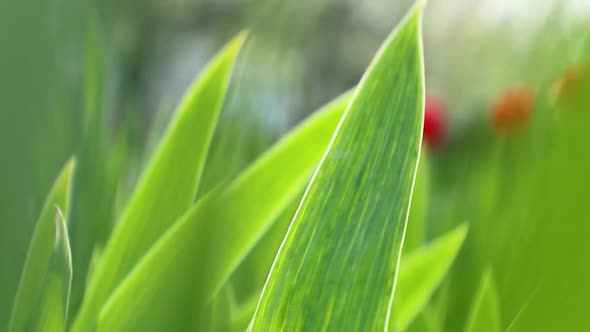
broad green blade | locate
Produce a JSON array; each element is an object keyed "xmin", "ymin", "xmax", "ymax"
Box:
[
  {"xmin": 249, "ymin": 3, "xmax": 425, "ymax": 331},
  {"xmin": 95, "ymin": 92, "xmax": 352, "ymax": 331},
  {"xmin": 403, "ymin": 154, "xmax": 430, "ymax": 252},
  {"xmin": 72, "ymin": 33, "xmax": 246, "ymax": 332},
  {"xmin": 8, "ymin": 159, "xmax": 75, "ymax": 332},
  {"xmin": 30, "ymin": 209, "xmax": 73, "ymax": 332},
  {"xmin": 390, "ymin": 224, "xmax": 468, "ymax": 332},
  {"xmin": 464, "ymin": 270, "xmax": 501, "ymax": 332}
]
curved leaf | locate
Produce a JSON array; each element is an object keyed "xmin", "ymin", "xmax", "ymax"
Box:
[
  {"xmin": 95, "ymin": 92, "xmax": 352, "ymax": 331},
  {"xmin": 8, "ymin": 159, "xmax": 75, "ymax": 332},
  {"xmin": 249, "ymin": 3, "xmax": 425, "ymax": 331},
  {"xmin": 30, "ymin": 208, "xmax": 73, "ymax": 332},
  {"xmin": 72, "ymin": 33, "xmax": 246, "ymax": 332}
]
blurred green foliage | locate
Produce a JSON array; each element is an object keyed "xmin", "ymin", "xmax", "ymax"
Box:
[
  {"xmin": 0, "ymin": 0, "xmax": 91, "ymax": 327},
  {"xmin": 2, "ymin": 0, "xmax": 590, "ymax": 331}
]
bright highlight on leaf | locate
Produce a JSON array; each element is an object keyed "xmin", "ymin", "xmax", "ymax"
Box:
[
  {"xmin": 8, "ymin": 159, "xmax": 75, "ymax": 332},
  {"xmin": 249, "ymin": 3, "xmax": 425, "ymax": 330},
  {"xmin": 30, "ymin": 208, "xmax": 73, "ymax": 332},
  {"xmin": 72, "ymin": 32, "xmax": 247, "ymax": 332}
]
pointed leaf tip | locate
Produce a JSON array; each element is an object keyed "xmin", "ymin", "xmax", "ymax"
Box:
[{"xmin": 249, "ymin": 3, "xmax": 425, "ymax": 330}]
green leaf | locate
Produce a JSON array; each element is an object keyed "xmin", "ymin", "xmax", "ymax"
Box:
[
  {"xmin": 464, "ymin": 269, "xmax": 501, "ymax": 332},
  {"xmin": 30, "ymin": 208, "xmax": 73, "ymax": 332},
  {"xmin": 390, "ymin": 224, "xmax": 468, "ymax": 332},
  {"xmin": 8, "ymin": 159, "xmax": 75, "ymax": 332},
  {"xmin": 72, "ymin": 33, "xmax": 246, "ymax": 332},
  {"xmin": 95, "ymin": 92, "xmax": 352, "ymax": 331},
  {"xmin": 249, "ymin": 3, "xmax": 425, "ymax": 330}
]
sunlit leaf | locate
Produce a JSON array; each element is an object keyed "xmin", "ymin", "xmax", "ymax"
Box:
[
  {"xmin": 8, "ymin": 159, "xmax": 75, "ymax": 332},
  {"xmin": 71, "ymin": 32, "xmax": 247, "ymax": 332},
  {"xmin": 95, "ymin": 92, "xmax": 352, "ymax": 331},
  {"xmin": 249, "ymin": 3, "xmax": 425, "ymax": 330}
]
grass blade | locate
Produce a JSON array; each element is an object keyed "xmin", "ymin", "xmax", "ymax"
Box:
[
  {"xmin": 249, "ymin": 3, "xmax": 425, "ymax": 330},
  {"xmin": 72, "ymin": 33, "xmax": 246, "ymax": 331},
  {"xmin": 464, "ymin": 269, "xmax": 501, "ymax": 332},
  {"xmin": 95, "ymin": 92, "xmax": 352, "ymax": 331},
  {"xmin": 30, "ymin": 208, "xmax": 73, "ymax": 332},
  {"xmin": 390, "ymin": 224, "xmax": 467, "ymax": 332},
  {"xmin": 8, "ymin": 159, "xmax": 75, "ymax": 332}
]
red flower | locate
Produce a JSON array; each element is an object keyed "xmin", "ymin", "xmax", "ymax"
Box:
[
  {"xmin": 491, "ymin": 85, "xmax": 534, "ymax": 133},
  {"xmin": 423, "ymin": 96, "xmax": 447, "ymax": 149}
]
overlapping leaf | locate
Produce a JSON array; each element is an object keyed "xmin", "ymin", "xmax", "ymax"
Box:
[
  {"xmin": 29, "ymin": 209, "xmax": 73, "ymax": 332},
  {"xmin": 249, "ymin": 3, "xmax": 425, "ymax": 330},
  {"xmin": 95, "ymin": 92, "xmax": 352, "ymax": 331},
  {"xmin": 72, "ymin": 33, "xmax": 246, "ymax": 332},
  {"xmin": 8, "ymin": 159, "xmax": 75, "ymax": 332}
]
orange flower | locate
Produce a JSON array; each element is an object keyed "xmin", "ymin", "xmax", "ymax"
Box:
[
  {"xmin": 549, "ymin": 64, "xmax": 588, "ymax": 108},
  {"xmin": 491, "ymin": 85, "xmax": 535, "ymax": 132}
]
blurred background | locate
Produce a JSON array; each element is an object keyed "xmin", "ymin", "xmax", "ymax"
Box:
[{"xmin": 1, "ymin": 0, "xmax": 589, "ymax": 330}]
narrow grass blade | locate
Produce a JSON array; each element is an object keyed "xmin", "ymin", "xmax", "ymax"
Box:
[
  {"xmin": 72, "ymin": 33, "xmax": 246, "ymax": 331},
  {"xmin": 95, "ymin": 92, "xmax": 352, "ymax": 331},
  {"xmin": 30, "ymin": 209, "xmax": 73, "ymax": 332},
  {"xmin": 390, "ymin": 224, "xmax": 467, "ymax": 332},
  {"xmin": 464, "ymin": 269, "xmax": 501, "ymax": 332},
  {"xmin": 250, "ymin": 3, "xmax": 425, "ymax": 330},
  {"xmin": 8, "ymin": 159, "xmax": 75, "ymax": 332}
]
